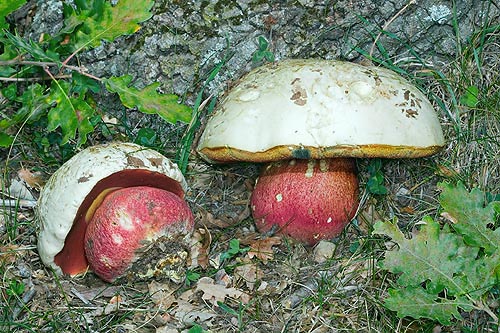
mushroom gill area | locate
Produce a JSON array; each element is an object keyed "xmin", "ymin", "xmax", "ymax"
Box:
[{"xmin": 54, "ymin": 169, "xmax": 185, "ymax": 276}]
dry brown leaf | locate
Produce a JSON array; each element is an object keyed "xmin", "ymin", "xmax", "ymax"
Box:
[
  {"xmin": 148, "ymin": 281, "xmax": 177, "ymax": 310},
  {"xmin": 234, "ymin": 257, "xmax": 263, "ymax": 290},
  {"xmin": 17, "ymin": 168, "xmax": 45, "ymax": 189},
  {"xmin": 0, "ymin": 244, "xmax": 22, "ymax": 264},
  {"xmin": 247, "ymin": 236, "xmax": 281, "ymax": 263},
  {"xmin": 312, "ymin": 240, "xmax": 336, "ymax": 264},
  {"xmin": 173, "ymin": 299, "xmax": 216, "ymax": 325},
  {"xmin": 8, "ymin": 179, "xmax": 36, "ymax": 201},
  {"xmin": 195, "ymin": 276, "xmax": 249, "ymax": 305},
  {"xmin": 198, "ymin": 210, "xmax": 233, "ymax": 229},
  {"xmin": 73, "ymin": 285, "xmax": 121, "ymax": 303},
  {"xmin": 188, "ymin": 227, "xmax": 211, "ymax": 269},
  {"xmin": 399, "ymin": 206, "xmax": 416, "ymax": 214},
  {"xmin": 357, "ymin": 199, "xmax": 386, "ymax": 233}
]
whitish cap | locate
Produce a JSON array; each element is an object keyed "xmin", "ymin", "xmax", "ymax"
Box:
[{"xmin": 197, "ymin": 59, "xmax": 444, "ymax": 163}]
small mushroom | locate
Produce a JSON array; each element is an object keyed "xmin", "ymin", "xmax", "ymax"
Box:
[
  {"xmin": 197, "ymin": 59, "xmax": 444, "ymax": 245},
  {"xmin": 37, "ymin": 142, "xmax": 194, "ymax": 282}
]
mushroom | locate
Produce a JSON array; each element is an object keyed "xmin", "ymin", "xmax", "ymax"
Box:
[
  {"xmin": 37, "ymin": 142, "xmax": 194, "ymax": 282},
  {"xmin": 197, "ymin": 59, "xmax": 444, "ymax": 245}
]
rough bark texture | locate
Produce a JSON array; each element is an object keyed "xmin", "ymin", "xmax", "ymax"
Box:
[{"xmin": 22, "ymin": 1, "xmax": 498, "ymax": 106}]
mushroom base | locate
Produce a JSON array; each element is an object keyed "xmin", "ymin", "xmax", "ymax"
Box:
[
  {"xmin": 250, "ymin": 158, "xmax": 359, "ymax": 245},
  {"xmin": 84, "ymin": 186, "xmax": 194, "ymax": 283},
  {"xmin": 112, "ymin": 234, "xmax": 191, "ymax": 284}
]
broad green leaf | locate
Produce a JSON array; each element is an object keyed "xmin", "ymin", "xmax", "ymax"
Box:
[
  {"xmin": 375, "ymin": 183, "xmax": 500, "ymax": 325},
  {"xmin": 0, "ymin": 84, "xmax": 48, "ymax": 131},
  {"xmin": 459, "ymin": 85, "xmax": 479, "ymax": 108},
  {"xmin": 104, "ymin": 75, "xmax": 192, "ymax": 124},
  {"xmin": 374, "ymin": 217, "xmax": 476, "ymax": 294},
  {"xmin": 0, "ymin": 132, "xmax": 14, "ymax": 147},
  {"xmin": 0, "ymin": 0, "xmax": 27, "ymax": 30},
  {"xmin": 46, "ymin": 81, "xmax": 95, "ymax": 145},
  {"xmin": 134, "ymin": 127, "xmax": 157, "ymax": 147},
  {"xmin": 66, "ymin": 0, "xmax": 154, "ymax": 50},
  {"xmin": 439, "ymin": 182, "xmax": 500, "ymax": 254},
  {"xmin": 384, "ymin": 287, "xmax": 464, "ymax": 325},
  {"xmin": 3, "ymin": 30, "xmax": 61, "ymax": 63}
]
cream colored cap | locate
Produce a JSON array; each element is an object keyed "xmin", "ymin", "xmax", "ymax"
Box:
[{"xmin": 197, "ymin": 59, "xmax": 444, "ymax": 163}]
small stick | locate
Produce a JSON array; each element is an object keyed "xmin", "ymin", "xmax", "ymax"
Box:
[
  {"xmin": 369, "ymin": 0, "xmax": 417, "ymax": 58},
  {"xmin": 11, "ymin": 288, "xmax": 36, "ymax": 320}
]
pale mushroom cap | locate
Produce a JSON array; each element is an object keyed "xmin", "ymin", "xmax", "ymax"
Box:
[
  {"xmin": 197, "ymin": 59, "xmax": 445, "ymax": 163},
  {"xmin": 37, "ymin": 142, "xmax": 187, "ymax": 274}
]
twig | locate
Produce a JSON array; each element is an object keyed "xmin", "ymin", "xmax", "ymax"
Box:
[
  {"xmin": 0, "ymin": 75, "xmax": 72, "ymax": 82},
  {"xmin": 11, "ymin": 288, "xmax": 36, "ymax": 320},
  {"xmin": 369, "ymin": 0, "xmax": 417, "ymax": 58},
  {"xmin": 71, "ymin": 287, "xmax": 92, "ymax": 305},
  {"xmin": 0, "ymin": 59, "xmax": 102, "ymax": 81},
  {"xmin": 0, "ymin": 198, "xmax": 37, "ymax": 209}
]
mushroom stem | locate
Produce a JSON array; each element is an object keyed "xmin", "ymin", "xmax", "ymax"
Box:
[
  {"xmin": 85, "ymin": 186, "xmax": 194, "ymax": 283},
  {"xmin": 53, "ymin": 169, "xmax": 185, "ymax": 276},
  {"xmin": 250, "ymin": 158, "xmax": 359, "ymax": 245}
]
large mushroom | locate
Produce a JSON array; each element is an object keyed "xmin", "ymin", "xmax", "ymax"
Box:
[
  {"xmin": 197, "ymin": 59, "xmax": 444, "ymax": 245},
  {"xmin": 37, "ymin": 142, "xmax": 194, "ymax": 282}
]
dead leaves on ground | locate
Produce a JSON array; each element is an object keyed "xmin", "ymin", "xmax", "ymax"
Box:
[{"xmin": 142, "ymin": 228, "xmax": 284, "ymax": 330}]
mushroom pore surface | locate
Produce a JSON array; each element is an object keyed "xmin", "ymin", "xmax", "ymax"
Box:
[{"xmin": 250, "ymin": 158, "xmax": 359, "ymax": 245}]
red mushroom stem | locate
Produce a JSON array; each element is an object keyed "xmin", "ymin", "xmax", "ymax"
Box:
[
  {"xmin": 53, "ymin": 169, "xmax": 186, "ymax": 276},
  {"xmin": 85, "ymin": 186, "xmax": 194, "ymax": 282},
  {"xmin": 250, "ymin": 158, "xmax": 359, "ymax": 245}
]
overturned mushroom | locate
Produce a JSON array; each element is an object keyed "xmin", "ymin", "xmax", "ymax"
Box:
[
  {"xmin": 197, "ymin": 59, "xmax": 444, "ymax": 245},
  {"xmin": 37, "ymin": 142, "xmax": 194, "ymax": 282}
]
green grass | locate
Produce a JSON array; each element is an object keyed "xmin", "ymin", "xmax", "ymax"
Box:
[{"xmin": 1, "ymin": 2, "xmax": 499, "ymax": 333}]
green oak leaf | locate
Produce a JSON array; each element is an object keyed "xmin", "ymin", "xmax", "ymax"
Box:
[
  {"xmin": 439, "ymin": 181, "xmax": 500, "ymax": 255},
  {"xmin": 374, "ymin": 208, "xmax": 500, "ymax": 325},
  {"xmin": 46, "ymin": 81, "xmax": 95, "ymax": 145},
  {"xmin": 384, "ymin": 287, "xmax": 465, "ymax": 325},
  {"xmin": 104, "ymin": 75, "xmax": 192, "ymax": 124},
  {"xmin": 64, "ymin": 0, "xmax": 154, "ymax": 50},
  {"xmin": 0, "ymin": 0, "xmax": 27, "ymax": 30},
  {"xmin": 374, "ymin": 217, "xmax": 477, "ymax": 294}
]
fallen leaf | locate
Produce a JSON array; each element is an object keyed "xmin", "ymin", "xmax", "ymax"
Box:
[
  {"xmin": 312, "ymin": 240, "xmax": 336, "ymax": 264},
  {"xmin": 198, "ymin": 210, "xmax": 233, "ymax": 229},
  {"xmin": 8, "ymin": 179, "xmax": 36, "ymax": 201},
  {"xmin": 148, "ymin": 281, "xmax": 177, "ymax": 310},
  {"xmin": 399, "ymin": 206, "xmax": 416, "ymax": 214},
  {"xmin": 102, "ymin": 114, "xmax": 118, "ymax": 124},
  {"xmin": 18, "ymin": 168, "xmax": 45, "ymax": 189},
  {"xmin": 0, "ymin": 244, "xmax": 22, "ymax": 264},
  {"xmin": 234, "ymin": 257, "xmax": 263, "ymax": 290},
  {"xmin": 195, "ymin": 277, "xmax": 249, "ymax": 305},
  {"xmin": 73, "ymin": 285, "xmax": 121, "ymax": 301},
  {"xmin": 188, "ymin": 227, "xmax": 211, "ymax": 269},
  {"xmin": 174, "ymin": 299, "xmax": 217, "ymax": 325},
  {"xmin": 247, "ymin": 236, "xmax": 281, "ymax": 263}
]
